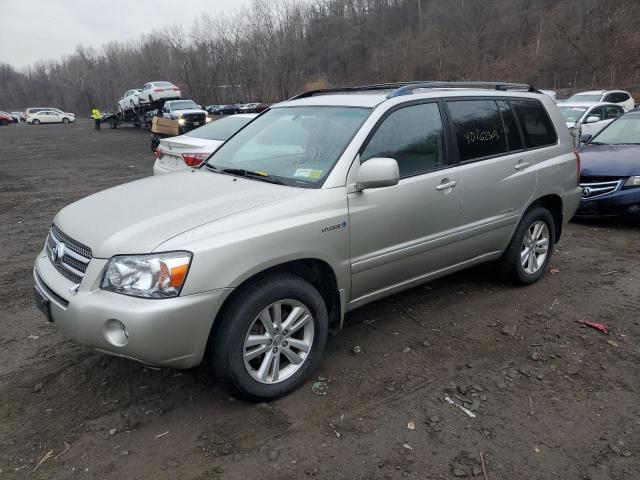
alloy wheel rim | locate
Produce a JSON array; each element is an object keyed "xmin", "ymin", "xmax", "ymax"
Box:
[
  {"xmin": 243, "ymin": 299, "xmax": 314, "ymax": 384},
  {"xmin": 521, "ymin": 220, "xmax": 550, "ymax": 274}
]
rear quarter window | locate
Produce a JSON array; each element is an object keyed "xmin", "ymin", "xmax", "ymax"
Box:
[{"xmin": 510, "ymin": 99, "xmax": 557, "ymax": 148}]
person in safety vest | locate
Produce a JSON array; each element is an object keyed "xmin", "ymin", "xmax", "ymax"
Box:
[{"xmin": 91, "ymin": 108, "xmax": 102, "ymax": 130}]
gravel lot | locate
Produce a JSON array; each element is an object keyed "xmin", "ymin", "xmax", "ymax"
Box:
[{"xmin": 1, "ymin": 119, "xmax": 639, "ymax": 479}]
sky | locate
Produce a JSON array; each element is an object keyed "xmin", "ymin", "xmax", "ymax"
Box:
[{"xmin": 0, "ymin": 0, "xmax": 252, "ymax": 69}]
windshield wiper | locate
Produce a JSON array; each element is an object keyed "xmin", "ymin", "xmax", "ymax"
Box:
[{"xmin": 220, "ymin": 168, "xmax": 286, "ymax": 185}]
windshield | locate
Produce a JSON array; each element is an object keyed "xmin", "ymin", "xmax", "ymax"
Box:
[
  {"xmin": 170, "ymin": 100, "xmax": 199, "ymax": 111},
  {"xmin": 590, "ymin": 115, "xmax": 640, "ymax": 145},
  {"xmin": 559, "ymin": 106, "xmax": 587, "ymax": 123},
  {"xmin": 186, "ymin": 116, "xmax": 253, "ymax": 140},
  {"xmin": 567, "ymin": 94, "xmax": 601, "ymax": 102},
  {"xmin": 206, "ymin": 106, "xmax": 371, "ymax": 187}
]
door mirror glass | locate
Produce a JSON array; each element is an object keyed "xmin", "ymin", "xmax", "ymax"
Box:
[
  {"xmin": 355, "ymin": 157, "xmax": 399, "ymax": 190},
  {"xmin": 585, "ymin": 115, "xmax": 601, "ymax": 124},
  {"xmin": 579, "ymin": 134, "xmax": 593, "ymax": 144}
]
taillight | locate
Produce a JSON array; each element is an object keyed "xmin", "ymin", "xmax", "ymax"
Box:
[
  {"xmin": 574, "ymin": 150, "xmax": 581, "ymax": 185},
  {"xmin": 156, "ymin": 147, "xmax": 164, "ymax": 160},
  {"xmin": 172, "ymin": 87, "xmax": 180, "ymax": 91},
  {"xmin": 154, "ymin": 88, "xmax": 163, "ymax": 92},
  {"xmin": 182, "ymin": 152, "xmax": 210, "ymax": 168}
]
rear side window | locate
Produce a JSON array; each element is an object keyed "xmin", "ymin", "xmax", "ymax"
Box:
[
  {"xmin": 447, "ymin": 100, "xmax": 507, "ymax": 161},
  {"xmin": 604, "ymin": 92, "xmax": 629, "ymax": 103},
  {"xmin": 497, "ymin": 100, "xmax": 524, "ymax": 151},
  {"xmin": 510, "ymin": 99, "xmax": 557, "ymax": 148},
  {"xmin": 605, "ymin": 105, "xmax": 624, "ymax": 120},
  {"xmin": 361, "ymin": 102, "xmax": 446, "ymax": 177}
]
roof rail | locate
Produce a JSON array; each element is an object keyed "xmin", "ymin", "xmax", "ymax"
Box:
[
  {"xmin": 287, "ymin": 82, "xmax": 418, "ymax": 101},
  {"xmin": 288, "ymin": 81, "xmax": 540, "ymax": 101},
  {"xmin": 386, "ymin": 81, "xmax": 540, "ymax": 98}
]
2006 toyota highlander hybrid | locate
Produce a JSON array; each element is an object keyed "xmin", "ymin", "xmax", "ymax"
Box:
[{"xmin": 34, "ymin": 82, "xmax": 582, "ymax": 400}]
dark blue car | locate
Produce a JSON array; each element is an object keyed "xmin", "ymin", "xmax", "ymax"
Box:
[{"xmin": 577, "ymin": 110, "xmax": 640, "ymax": 215}]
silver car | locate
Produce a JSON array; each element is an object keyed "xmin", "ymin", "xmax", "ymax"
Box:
[{"xmin": 34, "ymin": 82, "xmax": 581, "ymax": 400}]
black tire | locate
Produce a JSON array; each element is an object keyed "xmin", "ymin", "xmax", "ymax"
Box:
[
  {"xmin": 0, "ymin": 119, "xmax": 7, "ymax": 126},
  {"xmin": 62, "ymin": 117, "xmax": 70, "ymax": 124},
  {"xmin": 32, "ymin": 119, "xmax": 40, "ymax": 125},
  {"xmin": 499, "ymin": 206, "xmax": 555, "ymax": 285},
  {"xmin": 209, "ymin": 273, "xmax": 329, "ymax": 401}
]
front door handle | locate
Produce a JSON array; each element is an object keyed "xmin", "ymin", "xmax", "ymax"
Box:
[
  {"xmin": 436, "ymin": 180, "xmax": 459, "ymax": 191},
  {"xmin": 514, "ymin": 161, "xmax": 531, "ymax": 171}
]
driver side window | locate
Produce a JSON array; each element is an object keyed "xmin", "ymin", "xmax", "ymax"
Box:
[{"xmin": 361, "ymin": 103, "xmax": 445, "ymax": 178}]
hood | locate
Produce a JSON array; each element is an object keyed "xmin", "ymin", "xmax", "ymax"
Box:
[
  {"xmin": 172, "ymin": 109, "xmax": 206, "ymax": 116},
  {"xmin": 54, "ymin": 171, "xmax": 302, "ymax": 258},
  {"xmin": 160, "ymin": 135, "xmax": 223, "ymax": 152},
  {"xmin": 579, "ymin": 144, "xmax": 640, "ymax": 177}
]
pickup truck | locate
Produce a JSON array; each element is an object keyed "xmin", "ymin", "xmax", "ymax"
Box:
[{"xmin": 162, "ymin": 100, "xmax": 208, "ymax": 132}]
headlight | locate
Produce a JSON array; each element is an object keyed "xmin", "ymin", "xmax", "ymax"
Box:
[
  {"xmin": 206, "ymin": 116, "xmax": 213, "ymax": 123},
  {"xmin": 102, "ymin": 252, "xmax": 191, "ymax": 298},
  {"xmin": 178, "ymin": 118, "xmax": 186, "ymax": 125},
  {"xmin": 624, "ymin": 176, "xmax": 640, "ymax": 188}
]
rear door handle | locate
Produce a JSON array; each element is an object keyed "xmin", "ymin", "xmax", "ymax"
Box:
[
  {"xmin": 436, "ymin": 180, "xmax": 459, "ymax": 191},
  {"xmin": 514, "ymin": 161, "xmax": 531, "ymax": 171}
]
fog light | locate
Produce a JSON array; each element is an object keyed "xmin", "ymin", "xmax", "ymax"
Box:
[{"xmin": 104, "ymin": 319, "xmax": 129, "ymax": 347}]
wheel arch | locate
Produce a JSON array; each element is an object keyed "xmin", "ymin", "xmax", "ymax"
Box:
[
  {"xmin": 207, "ymin": 258, "xmax": 343, "ymax": 351},
  {"xmin": 526, "ymin": 194, "xmax": 563, "ymax": 242}
]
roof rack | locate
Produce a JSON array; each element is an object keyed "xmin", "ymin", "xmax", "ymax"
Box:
[
  {"xmin": 386, "ymin": 81, "xmax": 540, "ymax": 98},
  {"xmin": 288, "ymin": 81, "xmax": 540, "ymax": 101}
]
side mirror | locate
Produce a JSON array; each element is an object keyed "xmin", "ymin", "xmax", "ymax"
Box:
[
  {"xmin": 579, "ymin": 134, "xmax": 593, "ymax": 144},
  {"xmin": 355, "ymin": 157, "xmax": 399, "ymax": 190},
  {"xmin": 585, "ymin": 116, "xmax": 600, "ymax": 123}
]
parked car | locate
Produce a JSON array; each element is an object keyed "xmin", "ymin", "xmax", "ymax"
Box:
[
  {"xmin": 154, "ymin": 114, "xmax": 257, "ymax": 174},
  {"xmin": 138, "ymin": 81, "xmax": 181, "ymax": 105},
  {"xmin": 577, "ymin": 110, "xmax": 640, "ymax": 216},
  {"xmin": 212, "ymin": 104, "xmax": 240, "ymax": 115},
  {"xmin": 33, "ymin": 81, "xmax": 580, "ymax": 400},
  {"xmin": 206, "ymin": 105, "xmax": 221, "ymax": 114},
  {"xmin": 117, "ymin": 89, "xmax": 142, "ymax": 112},
  {"xmin": 27, "ymin": 110, "xmax": 75, "ymax": 125},
  {"xmin": 540, "ymin": 90, "xmax": 557, "ymax": 102},
  {"xmin": 25, "ymin": 107, "xmax": 75, "ymax": 119},
  {"xmin": 238, "ymin": 102, "xmax": 269, "ymax": 114},
  {"xmin": 564, "ymin": 90, "xmax": 635, "ymax": 111},
  {"xmin": 558, "ymin": 102, "xmax": 625, "ymax": 142},
  {"xmin": 0, "ymin": 111, "xmax": 17, "ymax": 125}
]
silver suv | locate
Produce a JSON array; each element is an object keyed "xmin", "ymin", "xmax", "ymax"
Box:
[{"xmin": 34, "ymin": 82, "xmax": 581, "ymax": 400}]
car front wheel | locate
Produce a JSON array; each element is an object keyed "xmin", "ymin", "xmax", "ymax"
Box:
[
  {"xmin": 499, "ymin": 206, "xmax": 555, "ymax": 285},
  {"xmin": 209, "ymin": 274, "xmax": 328, "ymax": 401},
  {"xmin": 62, "ymin": 117, "xmax": 70, "ymax": 124}
]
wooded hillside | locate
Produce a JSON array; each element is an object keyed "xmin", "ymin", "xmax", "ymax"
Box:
[{"xmin": 1, "ymin": 0, "xmax": 638, "ymax": 112}]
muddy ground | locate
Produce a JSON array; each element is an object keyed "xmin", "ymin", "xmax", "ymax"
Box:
[{"xmin": 0, "ymin": 119, "xmax": 639, "ymax": 480}]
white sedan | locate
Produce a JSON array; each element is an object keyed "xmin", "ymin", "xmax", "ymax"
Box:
[
  {"xmin": 153, "ymin": 114, "xmax": 257, "ymax": 175},
  {"xmin": 117, "ymin": 88, "xmax": 142, "ymax": 111},
  {"xmin": 137, "ymin": 81, "xmax": 181, "ymax": 105},
  {"xmin": 26, "ymin": 110, "xmax": 76, "ymax": 125}
]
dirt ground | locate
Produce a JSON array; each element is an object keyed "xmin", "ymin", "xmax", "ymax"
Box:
[{"xmin": 1, "ymin": 119, "xmax": 639, "ymax": 480}]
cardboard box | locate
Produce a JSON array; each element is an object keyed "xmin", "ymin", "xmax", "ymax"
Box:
[{"xmin": 151, "ymin": 116, "xmax": 179, "ymax": 136}]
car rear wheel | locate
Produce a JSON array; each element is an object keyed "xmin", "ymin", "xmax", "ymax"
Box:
[
  {"xmin": 209, "ymin": 273, "xmax": 328, "ymax": 401},
  {"xmin": 32, "ymin": 119, "xmax": 40, "ymax": 125},
  {"xmin": 0, "ymin": 119, "xmax": 7, "ymax": 126},
  {"xmin": 499, "ymin": 206, "xmax": 555, "ymax": 285}
]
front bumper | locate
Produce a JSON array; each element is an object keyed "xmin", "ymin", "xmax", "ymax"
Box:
[
  {"xmin": 34, "ymin": 250, "xmax": 231, "ymax": 369},
  {"xmin": 576, "ymin": 188, "xmax": 640, "ymax": 215}
]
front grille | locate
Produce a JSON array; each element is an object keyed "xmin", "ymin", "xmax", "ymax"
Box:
[
  {"xmin": 46, "ymin": 225, "xmax": 92, "ymax": 284},
  {"xmin": 579, "ymin": 179, "xmax": 622, "ymax": 199}
]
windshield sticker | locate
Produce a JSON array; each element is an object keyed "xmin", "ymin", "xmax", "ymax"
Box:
[{"xmin": 294, "ymin": 168, "xmax": 323, "ymax": 179}]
